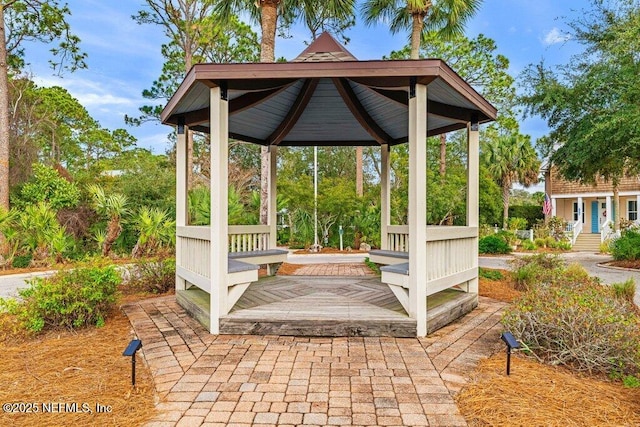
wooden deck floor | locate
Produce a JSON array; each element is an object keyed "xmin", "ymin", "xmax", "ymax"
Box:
[{"xmin": 177, "ymin": 275, "xmax": 478, "ymax": 337}]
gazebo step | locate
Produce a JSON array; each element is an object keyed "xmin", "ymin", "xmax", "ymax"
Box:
[{"xmin": 176, "ymin": 284, "xmax": 477, "ymax": 337}]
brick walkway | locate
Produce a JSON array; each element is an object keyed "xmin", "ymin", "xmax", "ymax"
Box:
[
  {"xmin": 287, "ymin": 263, "xmax": 376, "ymax": 276},
  {"xmin": 123, "ymin": 295, "xmax": 506, "ymax": 426}
]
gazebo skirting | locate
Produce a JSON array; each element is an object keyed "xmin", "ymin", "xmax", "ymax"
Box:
[{"xmin": 176, "ymin": 275, "xmax": 478, "ymax": 338}]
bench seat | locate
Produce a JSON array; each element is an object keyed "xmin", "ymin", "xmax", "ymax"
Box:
[
  {"xmin": 369, "ymin": 249, "xmax": 408, "ymax": 265},
  {"xmin": 229, "ymin": 248, "xmax": 288, "ymax": 275}
]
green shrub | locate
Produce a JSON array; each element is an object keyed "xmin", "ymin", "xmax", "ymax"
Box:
[
  {"xmin": 623, "ymin": 375, "xmax": 640, "ymax": 388},
  {"xmin": 520, "ymin": 240, "xmax": 536, "ymax": 251},
  {"xmin": 534, "ymin": 237, "xmax": 546, "ymax": 248},
  {"xmin": 544, "ymin": 236, "xmax": 557, "ymax": 248},
  {"xmin": 6, "ymin": 265, "xmax": 121, "ymax": 332},
  {"xmin": 479, "ymin": 268, "xmax": 503, "ymax": 281},
  {"xmin": 478, "ymin": 235, "xmax": 511, "ymax": 254},
  {"xmin": 502, "ymin": 280, "xmax": 640, "ymax": 375},
  {"xmin": 508, "ymin": 205, "xmax": 544, "ymax": 228},
  {"xmin": 364, "ymin": 257, "xmax": 381, "ymax": 275},
  {"xmin": 510, "ymin": 253, "xmax": 567, "ymax": 291},
  {"xmin": 612, "ymin": 279, "xmax": 636, "ymax": 303},
  {"xmin": 125, "ymin": 257, "xmax": 175, "ymax": 294},
  {"xmin": 508, "ymin": 217, "xmax": 528, "ymax": 231},
  {"xmin": 555, "ymin": 241, "xmax": 572, "ymax": 251},
  {"xmin": 600, "ymin": 239, "xmax": 613, "ymax": 254},
  {"xmin": 12, "ymin": 254, "xmax": 32, "ymax": 269},
  {"xmin": 611, "ymin": 230, "xmax": 640, "ymax": 261}
]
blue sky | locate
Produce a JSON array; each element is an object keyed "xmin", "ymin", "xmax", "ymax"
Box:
[{"xmin": 26, "ymin": 0, "xmax": 591, "ymax": 154}]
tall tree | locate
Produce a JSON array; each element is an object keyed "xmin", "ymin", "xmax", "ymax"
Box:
[
  {"xmin": 483, "ymin": 134, "xmax": 540, "ymax": 229},
  {"xmin": 217, "ymin": 0, "xmax": 357, "ymax": 224},
  {"xmin": 521, "ymin": 0, "xmax": 640, "ymax": 232},
  {"xmin": 0, "ymin": 1, "xmax": 86, "ymax": 209},
  {"xmin": 361, "ymin": 0, "xmax": 482, "ymax": 59}
]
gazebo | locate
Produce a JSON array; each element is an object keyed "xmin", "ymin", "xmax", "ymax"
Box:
[{"xmin": 161, "ymin": 33, "xmax": 496, "ymax": 338}]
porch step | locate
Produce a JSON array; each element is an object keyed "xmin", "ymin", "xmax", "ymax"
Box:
[{"xmin": 573, "ymin": 233, "xmax": 601, "ymax": 252}]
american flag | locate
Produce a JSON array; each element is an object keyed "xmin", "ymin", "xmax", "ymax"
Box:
[{"xmin": 543, "ymin": 193, "xmax": 552, "ymax": 215}]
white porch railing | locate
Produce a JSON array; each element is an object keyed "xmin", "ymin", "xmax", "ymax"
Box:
[
  {"xmin": 571, "ymin": 220, "xmax": 583, "ymax": 245},
  {"xmin": 228, "ymin": 225, "xmax": 271, "ymax": 252},
  {"xmin": 425, "ymin": 226, "xmax": 478, "ymax": 296},
  {"xmin": 387, "ymin": 225, "xmax": 409, "ymax": 251},
  {"xmin": 600, "ymin": 219, "xmax": 620, "ymax": 242}
]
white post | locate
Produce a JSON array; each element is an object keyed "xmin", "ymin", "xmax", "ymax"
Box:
[
  {"xmin": 209, "ymin": 86, "xmax": 229, "ymax": 334},
  {"xmin": 313, "ymin": 145, "xmax": 318, "ymax": 250},
  {"xmin": 637, "ymin": 195, "xmax": 640, "ymax": 223},
  {"xmin": 606, "ymin": 196, "xmax": 612, "ymax": 224},
  {"xmin": 408, "ymin": 81, "xmax": 428, "ymax": 337},
  {"xmin": 466, "ymin": 119, "xmax": 479, "ymax": 295},
  {"xmin": 380, "ymin": 144, "xmax": 390, "ymax": 250},
  {"xmin": 268, "ymin": 145, "xmax": 278, "ymax": 249},
  {"xmin": 175, "ymin": 121, "xmax": 188, "ymax": 292},
  {"xmin": 551, "ymin": 197, "xmax": 557, "ymax": 217},
  {"xmin": 577, "ymin": 196, "xmax": 583, "ymax": 226}
]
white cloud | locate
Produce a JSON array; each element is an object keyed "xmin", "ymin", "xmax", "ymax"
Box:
[{"xmin": 543, "ymin": 27, "xmax": 570, "ymax": 45}]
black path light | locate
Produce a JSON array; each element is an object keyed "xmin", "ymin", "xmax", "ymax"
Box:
[
  {"xmin": 500, "ymin": 332, "xmax": 520, "ymax": 375},
  {"xmin": 123, "ymin": 339, "xmax": 142, "ymax": 386}
]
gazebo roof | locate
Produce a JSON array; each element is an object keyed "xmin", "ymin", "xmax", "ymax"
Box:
[{"xmin": 161, "ymin": 33, "xmax": 497, "ymax": 146}]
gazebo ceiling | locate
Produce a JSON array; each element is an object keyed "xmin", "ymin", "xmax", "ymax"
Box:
[{"xmin": 161, "ymin": 32, "xmax": 497, "ymax": 147}]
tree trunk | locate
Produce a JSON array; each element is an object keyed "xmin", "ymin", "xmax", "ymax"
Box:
[
  {"xmin": 0, "ymin": 7, "xmax": 10, "ymax": 210},
  {"xmin": 260, "ymin": 1, "xmax": 278, "ymax": 63},
  {"xmin": 409, "ymin": 13, "xmax": 423, "ymax": 59},
  {"xmin": 259, "ymin": 1, "xmax": 279, "ymax": 223},
  {"xmin": 356, "ymin": 145, "xmax": 363, "ymax": 197},
  {"xmin": 502, "ymin": 182, "xmax": 510, "ymax": 229},
  {"xmin": 439, "ymin": 133, "xmax": 446, "ymax": 177}
]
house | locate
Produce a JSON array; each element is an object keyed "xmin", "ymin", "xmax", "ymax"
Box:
[{"xmin": 544, "ymin": 166, "xmax": 640, "ymax": 250}]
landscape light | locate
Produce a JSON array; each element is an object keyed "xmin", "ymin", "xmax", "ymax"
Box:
[
  {"xmin": 500, "ymin": 332, "xmax": 520, "ymax": 375},
  {"xmin": 123, "ymin": 339, "xmax": 143, "ymax": 386}
]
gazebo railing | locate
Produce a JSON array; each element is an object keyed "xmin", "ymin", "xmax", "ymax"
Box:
[
  {"xmin": 425, "ymin": 226, "xmax": 478, "ymax": 296},
  {"xmin": 387, "ymin": 225, "xmax": 409, "ymax": 252},
  {"xmin": 176, "ymin": 226, "xmax": 211, "ymax": 290},
  {"xmin": 228, "ymin": 225, "xmax": 271, "ymax": 252}
]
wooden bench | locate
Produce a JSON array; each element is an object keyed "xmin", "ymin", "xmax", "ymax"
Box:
[
  {"xmin": 227, "ymin": 258, "xmax": 259, "ymax": 312},
  {"xmin": 228, "ymin": 248, "xmax": 288, "ymax": 276},
  {"xmin": 380, "ymin": 262, "xmax": 409, "ymax": 313},
  {"xmin": 369, "ymin": 249, "xmax": 408, "ymax": 265}
]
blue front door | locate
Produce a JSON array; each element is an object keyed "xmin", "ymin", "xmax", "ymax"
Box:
[{"xmin": 591, "ymin": 201, "xmax": 599, "ymax": 233}]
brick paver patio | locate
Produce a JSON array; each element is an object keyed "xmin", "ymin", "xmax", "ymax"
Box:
[{"xmin": 123, "ymin": 264, "xmax": 507, "ymax": 426}]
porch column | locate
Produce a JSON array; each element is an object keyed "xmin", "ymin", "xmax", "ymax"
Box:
[
  {"xmin": 268, "ymin": 145, "xmax": 278, "ymax": 249},
  {"xmin": 210, "ymin": 85, "xmax": 229, "ymax": 334},
  {"xmin": 551, "ymin": 198, "xmax": 557, "ymax": 217},
  {"xmin": 577, "ymin": 196, "xmax": 583, "ymax": 225},
  {"xmin": 380, "ymin": 144, "xmax": 390, "ymax": 250},
  {"xmin": 606, "ymin": 196, "xmax": 612, "ymax": 223},
  {"xmin": 637, "ymin": 195, "xmax": 640, "ymax": 222},
  {"xmin": 408, "ymin": 81, "xmax": 428, "ymax": 337},
  {"xmin": 466, "ymin": 118, "xmax": 479, "ymax": 295},
  {"xmin": 175, "ymin": 120, "xmax": 188, "ymax": 292}
]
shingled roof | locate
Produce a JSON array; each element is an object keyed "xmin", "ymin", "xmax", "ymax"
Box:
[{"xmin": 293, "ymin": 32, "xmax": 357, "ymax": 62}]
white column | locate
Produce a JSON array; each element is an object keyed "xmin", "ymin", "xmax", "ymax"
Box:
[
  {"xmin": 606, "ymin": 196, "xmax": 612, "ymax": 223},
  {"xmin": 268, "ymin": 145, "xmax": 278, "ymax": 249},
  {"xmin": 408, "ymin": 82, "xmax": 428, "ymax": 337},
  {"xmin": 577, "ymin": 196, "xmax": 583, "ymax": 225},
  {"xmin": 209, "ymin": 86, "xmax": 229, "ymax": 334},
  {"xmin": 175, "ymin": 122, "xmax": 188, "ymax": 292},
  {"xmin": 466, "ymin": 119, "xmax": 479, "ymax": 295},
  {"xmin": 551, "ymin": 198, "xmax": 557, "ymax": 217},
  {"xmin": 380, "ymin": 144, "xmax": 390, "ymax": 250},
  {"xmin": 636, "ymin": 195, "xmax": 640, "ymax": 222}
]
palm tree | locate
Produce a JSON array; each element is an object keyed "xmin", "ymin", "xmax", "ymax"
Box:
[
  {"xmin": 88, "ymin": 184, "xmax": 129, "ymax": 256},
  {"xmin": 483, "ymin": 134, "xmax": 540, "ymax": 229},
  {"xmin": 361, "ymin": 0, "xmax": 482, "ymax": 59}
]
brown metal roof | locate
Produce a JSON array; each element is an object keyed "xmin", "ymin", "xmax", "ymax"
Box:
[{"xmin": 161, "ymin": 32, "xmax": 497, "ymax": 146}]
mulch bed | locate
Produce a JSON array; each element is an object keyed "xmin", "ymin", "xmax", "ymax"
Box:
[
  {"xmin": 0, "ymin": 301, "xmax": 157, "ymax": 426},
  {"xmin": 478, "ymin": 269, "xmax": 521, "ymax": 303},
  {"xmin": 605, "ymin": 259, "xmax": 640, "ymax": 270}
]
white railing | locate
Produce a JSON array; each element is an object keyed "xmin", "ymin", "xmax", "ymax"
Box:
[
  {"xmin": 228, "ymin": 225, "xmax": 271, "ymax": 252},
  {"xmin": 515, "ymin": 229, "xmax": 534, "ymax": 241},
  {"xmin": 425, "ymin": 226, "xmax": 477, "ymax": 296},
  {"xmin": 387, "ymin": 225, "xmax": 409, "ymax": 252},
  {"xmin": 571, "ymin": 220, "xmax": 583, "ymax": 245},
  {"xmin": 177, "ymin": 226, "xmax": 211, "ymax": 285},
  {"xmin": 600, "ymin": 219, "xmax": 619, "ymax": 242}
]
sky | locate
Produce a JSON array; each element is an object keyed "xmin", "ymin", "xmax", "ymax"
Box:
[{"xmin": 25, "ymin": 0, "xmax": 592, "ymax": 155}]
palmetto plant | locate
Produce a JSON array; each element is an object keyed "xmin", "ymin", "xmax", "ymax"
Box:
[
  {"xmin": 17, "ymin": 202, "xmax": 70, "ymax": 264},
  {"xmin": 131, "ymin": 206, "xmax": 176, "ymax": 258},
  {"xmin": 87, "ymin": 184, "xmax": 129, "ymax": 256}
]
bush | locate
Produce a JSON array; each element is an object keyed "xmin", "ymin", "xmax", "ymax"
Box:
[
  {"xmin": 479, "ymin": 268, "xmax": 503, "ymax": 281},
  {"xmin": 502, "ymin": 279, "xmax": 640, "ymax": 375},
  {"xmin": 4, "ymin": 265, "xmax": 121, "ymax": 332},
  {"xmin": 534, "ymin": 237, "xmax": 546, "ymax": 248},
  {"xmin": 508, "ymin": 217, "xmax": 528, "ymax": 231},
  {"xmin": 611, "ymin": 229, "xmax": 640, "ymax": 261},
  {"xmin": 11, "ymin": 254, "xmax": 32, "ymax": 269},
  {"xmin": 478, "ymin": 235, "xmax": 511, "ymax": 254},
  {"xmin": 125, "ymin": 257, "xmax": 176, "ymax": 294},
  {"xmin": 612, "ymin": 279, "xmax": 636, "ymax": 303},
  {"xmin": 520, "ymin": 240, "xmax": 536, "ymax": 251},
  {"xmin": 508, "ymin": 205, "xmax": 544, "ymax": 228},
  {"xmin": 510, "ymin": 253, "xmax": 567, "ymax": 291}
]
